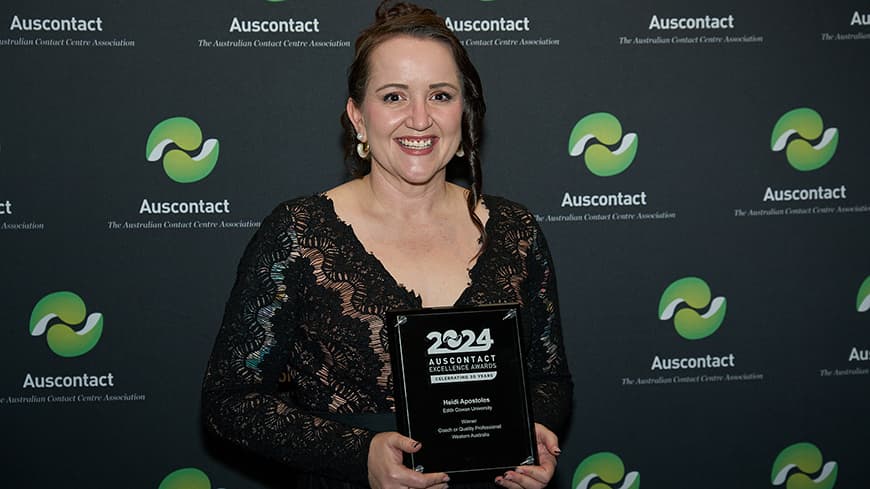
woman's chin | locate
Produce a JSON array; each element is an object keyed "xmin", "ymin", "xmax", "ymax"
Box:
[{"xmin": 374, "ymin": 162, "xmax": 448, "ymax": 187}]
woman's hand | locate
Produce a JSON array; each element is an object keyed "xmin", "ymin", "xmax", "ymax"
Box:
[
  {"xmin": 495, "ymin": 423, "xmax": 560, "ymax": 489},
  {"xmin": 367, "ymin": 432, "xmax": 450, "ymax": 489}
]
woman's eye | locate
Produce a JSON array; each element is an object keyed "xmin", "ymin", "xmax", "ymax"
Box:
[
  {"xmin": 432, "ymin": 92, "xmax": 453, "ymax": 102},
  {"xmin": 383, "ymin": 93, "xmax": 402, "ymax": 103}
]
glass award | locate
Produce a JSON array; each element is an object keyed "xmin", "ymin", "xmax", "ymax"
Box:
[{"xmin": 387, "ymin": 303, "xmax": 538, "ymax": 481}]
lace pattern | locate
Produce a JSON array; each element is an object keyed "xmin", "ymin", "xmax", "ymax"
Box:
[{"xmin": 202, "ymin": 194, "xmax": 573, "ymax": 486}]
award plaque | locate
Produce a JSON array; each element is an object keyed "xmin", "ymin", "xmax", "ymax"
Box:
[{"xmin": 387, "ymin": 303, "xmax": 538, "ymax": 481}]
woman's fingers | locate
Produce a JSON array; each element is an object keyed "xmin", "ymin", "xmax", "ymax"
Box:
[
  {"xmin": 534, "ymin": 423, "xmax": 561, "ymax": 457},
  {"xmin": 367, "ymin": 432, "xmax": 450, "ymax": 489},
  {"xmin": 494, "ymin": 424, "xmax": 559, "ymax": 488}
]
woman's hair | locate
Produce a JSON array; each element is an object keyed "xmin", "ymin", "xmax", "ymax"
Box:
[{"xmin": 340, "ymin": 0, "xmax": 488, "ymax": 250}]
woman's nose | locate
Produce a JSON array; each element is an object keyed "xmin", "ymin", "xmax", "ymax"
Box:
[{"xmin": 406, "ymin": 99, "xmax": 433, "ymax": 131}]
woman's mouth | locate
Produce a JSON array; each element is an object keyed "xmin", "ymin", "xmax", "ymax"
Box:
[{"xmin": 396, "ymin": 136, "xmax": 437, "ymax": 151}]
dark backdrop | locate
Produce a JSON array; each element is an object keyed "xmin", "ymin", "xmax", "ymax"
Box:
[{"xmin": 2, "ymin": 1, "xmax": 868, "ymax": 488}]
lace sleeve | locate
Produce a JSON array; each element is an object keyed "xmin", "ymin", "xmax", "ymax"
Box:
[
  {"xmin": 522, "ymin": 216, "xmax": 574, "ymax": 436},
  {"xmin": 201, "ymin": 201, "xmax": 374, "ymax": 483}
]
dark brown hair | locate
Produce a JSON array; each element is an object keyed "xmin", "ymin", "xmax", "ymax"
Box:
[{"xmin": 340, "ymin": 0, "xmax": 488, "ymax": 250}]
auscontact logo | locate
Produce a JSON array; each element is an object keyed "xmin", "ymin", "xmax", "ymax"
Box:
[
  {"xmin": 568, "ymin": 113, "xmax": 638, "ymax": 177},
  {"xmin": 858, "ymin": 276, "xmax": 870, "ymax": 313},
  {"xmin": 29, "ymin": 291, "xmax": 103, "ymax": 358},
  {"xmin": 573, "ymin": 452, "xmax": 639, "ymax": 489},
  {"xmin": 658, "ymin": 277, "xmax": 726, "ymax": 340},
  {"xmin": 146, "ymin": 117, "xmax": 220, "ymax": 183},
  {"xmin": 159, "ymin": 467, "xmax": 212, "ymax": 489},
  {"xmin": 771, "ymin": 108, "xmax": 838, "ymax": 171},
  {"xmin": 771, "ymin": 442, "xmax": 837, "ymax": 489}
]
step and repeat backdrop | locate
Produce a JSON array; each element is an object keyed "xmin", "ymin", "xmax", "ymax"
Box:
[{"xmin": 2, "ymin": 0, "xmax": 868, "ymax": 487}]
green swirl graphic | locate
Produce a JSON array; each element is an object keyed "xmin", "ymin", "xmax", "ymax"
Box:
[
  {"xmin": 29, "ymin": 291, "xmax": 103, "ymax": 358},
  {"xmin": 658, "ymin": 277, "xmax": 726, "ymax": 340},
  {"xmin": 568, "ymin": 112, "xmax": 638, "ymax": 177},
  {"xmin": 159, "ymin": 467, "xmax": 211, "ymax": 489},
  {"xmin": 145, "ymin": 117, "xmax": 220, "ymax": 183},
  {"xmin": 771, "ymin": 442, "xmax": 838, "ymax": 489},
  {"xmin": 573, "ymin": 452, "xmax": 639, "ymax": 489},
  {"xmin": 770, "ymin": 108, "xmax": 838, "ymax": 171},
  {"xmin": 858, "ymin": 276, "xmax": 870, "ymax": 313}
]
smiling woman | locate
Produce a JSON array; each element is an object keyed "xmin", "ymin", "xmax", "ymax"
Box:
[
  {"xmin": 345, "ymin": 36, "xmax": 464, "ymax": 189},
  {"xmin": 201, "ymin": 2, "xmax": 572, "ymax": 488}
]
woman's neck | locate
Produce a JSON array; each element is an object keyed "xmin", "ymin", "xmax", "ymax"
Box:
[{"xmin": 361, "ymin": 172, "xmax": 460, "ymax": 223}]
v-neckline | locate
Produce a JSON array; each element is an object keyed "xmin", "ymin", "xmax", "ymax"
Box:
[{"xmin": 317, "ymin": 193, "xmax": 494, "ymax": 308}]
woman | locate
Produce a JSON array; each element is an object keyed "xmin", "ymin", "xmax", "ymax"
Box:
[{"xmin": 202, "ymin": 2, "xmax": 572, "ymax": 488}]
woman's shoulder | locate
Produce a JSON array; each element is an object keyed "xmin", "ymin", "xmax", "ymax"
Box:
[
  {"xmin": 482, "ymin": 193, "xmax": 538, "ymax": 229},
  {"xmin": 270, "ymin": 193, "xmax": 330, "ymax": 214},
  {"xmin": 258, "ymin": 193, "xmax": 334, "ymax": 232},
  {"xmin": 482, "ymin": 193, "xmax": 527, "ymax": 212}
]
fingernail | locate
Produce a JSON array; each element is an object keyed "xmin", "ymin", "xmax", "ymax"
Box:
[
  {"xmin": 554, "ymin": 447, "xmax": 562, "ymax": 455},
  {"xmin": 412, "ymin": 441, "xmax": 420, "ymax": 448}
]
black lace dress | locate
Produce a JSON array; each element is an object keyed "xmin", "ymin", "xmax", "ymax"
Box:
[{"xmin": 202, "ymin": 194, "xmax": 573, "ymax": 488}]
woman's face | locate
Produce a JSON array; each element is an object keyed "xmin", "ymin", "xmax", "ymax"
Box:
[{"xmin": 347, "ymin": 36, "xmax": 463, "ymax": 188}]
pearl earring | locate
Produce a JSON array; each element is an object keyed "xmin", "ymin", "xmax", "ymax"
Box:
[{"xmin": 356, "ymin": 133, "xmax": 370, "ymax": 159}]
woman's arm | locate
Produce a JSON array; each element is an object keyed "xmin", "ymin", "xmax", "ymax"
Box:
[
  {"xmin": 201, "ymin": 200, "xmax": 375, "ymax": 484},
  {"xmin": 522, "ymin": 213, "xmax": 574, "ymax": 436}
]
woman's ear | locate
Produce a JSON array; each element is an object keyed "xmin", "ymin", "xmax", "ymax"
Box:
[{"xmin": 346, "ymin": 97, "xmax": 364, "ymax": 137}]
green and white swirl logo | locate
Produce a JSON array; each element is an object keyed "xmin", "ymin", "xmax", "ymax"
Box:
[
  {"xmin": 29, "ymin": 291, "xmax": 103, "ymax": 358},
  {"xmin": 771, "ymin": 442, "xmax": 837, "ymax": 489},
  {"xmin": 146, "ymin": 117, "xmax": 220, "ymax": 183},
  {"xmin": 658, "ymin": 277, "xmax": 726, "ymax": 340},
  {"xmin": 771, "ymin": 108, "xmax": 838, "ymax": 171},
  {"xmin": 159, "ymin": 467, "xmax": 211, "ymax": 489},
  {"xmin": 573, "ymin": 452, "xmax": 639, "ymax": 489},
  {"xmin": 568, "ymin": 112, "xmax": 638, "ymax": 177},
  {"xmin": 858, "ymin": 276, "xmax": 870, "ymax": 313}
]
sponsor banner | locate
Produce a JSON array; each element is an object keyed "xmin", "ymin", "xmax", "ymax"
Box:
[
  {"xmin": 2, "ymin": 291, "xmax": 148, "ymax": 407},
  {"xmin": 732, "ymin": 108, "xmax": 869, "ymax": 219},
  {"xmin": 106, "ymin": 217, "xmax": 261, "ymax": 232},
  {"xmin": 159, "ymin": 468, "xmax": 213, "ymax": 489},
  {"xmin": 105, "ymin": 116, "xmax": 262, "ymax": 233},
  {"xmin": 619, "ymin": 276, "xmax": 767, "ymax": 388},
  {"xmin": 0, "ymin": 199, "xmax": 46, "ymax": 231},
  {"xmin": 540, "ymin": 112, "xmax": 678, "ymax": 225},
  {"xmin": 816, "ymin": 276, "xmax": 870, "ymax": 379},
  {"xmin": 732, "ymin": 203, "xmax": 870, "ymax": 219},
  {"xmin": 195, "ymin": 5, "xmax": 350, "ymax": 50},
  {"xmin": 440, "ymin": 5, "xmax": 561, "ymax": 49},
  {"xmin": 2, "ymin": 13, "xmax": 136, "ymax": 48},
  {"xmin": 771, "ymin": 442, "xmax": 838, "ymax": 489},
  {"xmin": 820, "ymin": 9, "xmax": 870, "ymax": 41},
  {"xmin": 573, "ymin": 452, "xmax": 639, "ymax": 489},
  {"xmin": 618, "ymin": 11, "xmax": 765, "ymax": 47}
]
